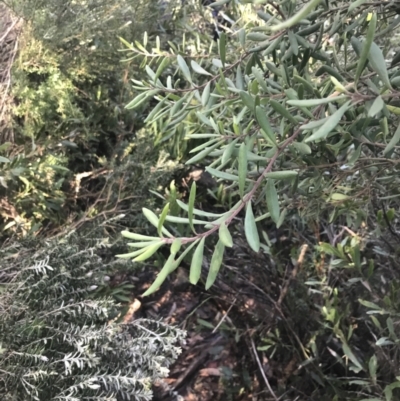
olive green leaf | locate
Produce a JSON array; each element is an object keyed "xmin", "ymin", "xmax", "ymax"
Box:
[
  {"xmin": 369, "ymin": 41, "xmax": 392, "ymax": 89},
  {"xmin": 341, "ymin": 337, "xmax": 363, "ymax": 370},
  {"xmin": 270, "ymin": 99, "xmax": 298, "ymax": 124},
  {"xmin": 143, "ymin": 207, "xmax": 173, "ymax": 238},
  {"xmin": 205, "ymin": 239, "xmax": 225, "ymax": 290},
  {"xmin": 190, "ymin": 237, "xmax": 205, "ymax": 284},
  {"xmin": 125, "ymin": 89, "xmax": 160, "ymax": 110},
  {"xmin": 266, "ymin": 179, "xmax": 280, "ymax": 224},
  {"xmin": 288, "ymin": 30, "xmax": 299, "ymax": 56},
  {"xmin": 191, "ymin": 60, "xmax": 212, "ymax": 76},
  {"xmin": 368, "ymin": 96, "xmax": 384, "ymax": 117},
  {"xmin": 348, "ymin": 0, "xmax": 369, "ymax": 12},
  {"xmin": 154, "ymin": 57, "xmax": 170, "ymax": 83},
  {"xmin": 240, "ymin": 91, "xmax": 255, "ymax": 110},
  {"xmin": 142, "ymin": 253, "xmax": 175, "ymax": 296},
  {"xmin": 270, "ymin": 0, "xmax": 322, "ymax": 32},
  {"xmin": 157, "ymin": 203, "xmax": 170, "ymax": 237},
  {"xmin": 116, "ymin": 243, "xmax": 162, "ymax": 259},
  {"xmin": 238, "ymin": 143, "xmax": 247, "ymax": 198},
  {"xmin": 305, "ymin": 101, "xmax": 352, "ymax": 143},
  {"xmin": 127, "ymin": 241, "xmax": 163, "ymax": 248},
  {"xmin": 177, "ymin": 55, "xmax": 192, "ymax": 83},
  {"xmin": 188, "ymin": 182, "xmax": 197, "ymax": 233},
  {"xmin": 185, "ymin": 140, "xmax": 224, "ymax": 165},
  {"xmin": 202, "ymin": 82, "xmax": 211, "ymax": 106},
  {"xmin": 245, "ymin": 201, "xmax": 260, "ymax": 252},
  {"xmin": 121, "ymin": 231, "xmax": 161, "ymax": 241},
  {"xmin": 287, "ymin": 95, "xmax": 348, "ymax": 107},
  {"xmin": 256, "ymin": 106, "xmax": 277, "ymax": 145},
  {"xmin": 265, "ymin": 170, "xmax": 298, "ymax": 179},
  {"xmin": 355, "ymin": 13, "xmax": 376, "ymax": 83},
  {"xmin": 206, "ymin": 167, "xmax": 239, "ymax": 181},
  {"xmin": 170, "ymin": 238, "xmax": 182, "ymax": 255},
  {"xmin": 219, "ymin": 222, "xmax": 233, "ymax": 248},
  {"xmin": 292, "ymin": 142, "xmax": 312, "ymax": 155},
  {"xmin": 383, "ymin": 122, "xmax": 400, "ymax": 155},
  {"xmin": 133, "ymin": 242, "xmax": 164, "ymax": 262},
  {"xmin": 247, "ymin": 33, "xmax": 270, "ymax": 42}
]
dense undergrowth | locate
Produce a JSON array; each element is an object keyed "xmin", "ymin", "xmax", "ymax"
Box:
[{"xmin": 2, "ymin": 0, "xmax": 400, "ymax": 400}]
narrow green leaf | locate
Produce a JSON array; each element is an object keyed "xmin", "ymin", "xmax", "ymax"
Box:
[
  {"xmin": 266, "ymin": 179, "xmax": 280, "ymax": 224},
  {"xmin": 219, "ymin": 222, "xmax": 233, "ymax": 248},
  {"xmin": 383, "ymin": 122, "xmax": 400, "ymax": 155},
  {"xmin": 177, "ymin": 55, "xmax": 192, "ymax": 83},
  {"xmin": 287, "ymin": 95, "xmax": 348, "ymax": 107},
  {"xmin": 331, "ymin": 193, "xmax": 350, "ymax": 201},
  {"xmin": 276, "ymin": 208, "xmax": 287, "ymax": 229},
  {"xmin": 369, "ymin": 41, "xmax": 392, "ymax": 89},
  {"xmin": 305, "ymin": 101, "xmax": 352, "ymax": 143},
  {"xmin": 265, "ymin": 170, "xmax": 298, "ymax": 179},
  {"xmin": 245, "ymin": 202, "xmax": 260, "ymax": 252},
  {"xmin": 206, "ymin": 167, "xmax": 239, "ymax": 181},
  {"xmin": 121, "ymin": 231, "xmax": 161, "ymax": 241},
  {"xmin": 239, "ymin": 91, "xmax": 255, "ymax": 110},
  {"xmin": 342, "ymin": 341, "xmax": 363, "ymax": 370},
  {"xmin": 222, "ymin": 138, "xmax": 239, "ymax": 165},
  {"xmin": 170, "ymin": 238, "xmax": 182, "ymax": 255},
  {"xmin": 143, "ymin": 207, "xmax": 160, "ymax": 228},
  {"xmin": 0, "ymin": 156, "xmax": 10, "ymax": 163},
  {"xmin": 219, "ymin": 32, "xmax": 226, "ymax": 66},
  {"xmin": 176, "ymin": 199, "xmax": 227, "ymax": 217},
  {"xmin": 154, "ymin": 57, "xmax": 170, "ymax": 83},
  {"xmin": 125, "ymin": 90, "xmax": 159, "ymax": 110},
  {"xmin": 300, "ymin": 118, "xmax": 328, "ymax": 130},
  {"xmin": 189, "ymin": 138, "xmax": 220, "ymax": 153},
  {"xmin": 270, "ymin": 99, "xmax": 298, "ymax": 124},
  {"xmin": 247, "ymin": 33, "xmax": 270, "ymax": 42},
  {"xmin": 142, "ymin": 253, "xmax": 175, "ymax": 296},
  {"xmin": 348, "ymin": 0, "xmax": 369, "ymax": 12},
  {"xmin": 190, "ymin": 237, "xmax": 205, "ymax": 284},
  {"xmin": 252, "ymin": 67, "xmax": 269, "ymax": 92},
  {"xmin": 355, "ymin": 13, "xmax": 376, "ymax": 83},
  {"xmin": 191, "ymin": 60, "xmax": 212, "ymax": 76},
  {"xmin": 238, "ymin": 143, "xmax": 247, "ymax": 198},
  {"xmin": 133, "ymin": 242, "xmax": 164, "ymax": 262},
  {"xmin": 256, "ymin": 106, "xmax": 277, "ymax": 145},
  {"xmin": 116, "ymin": 246, "xmax": 158, "ymax": 259},
  {"xmin": 288, "ymin": 30, "xmax": 299, "ymax": 56},
  {"xmin": 143, "ymin": 207, "xmax": 172, "ymax": 237},
  {"xmin": 205, "ymin": 240, "xmax": 225, "ymax": 290},
  {"xmin": 185, "ymin": 140, "xmax": 223, "ymax": 165},
  {"xmin": 292, "ymin": 142, "xmax": 312, "ymax": 155},
  {"xmin": 157, "ymin": 203, "xmax": 170, "ymax": 237},
  {"xmin": 368, "ymin": 96, "xmax": 384, "ymax": 117},
  {"xmin": 188, "ymin": 182, "xmax": 197, "ymax": 233},
  {"xmin": 202, "ymin": 82, "xmax": 211, "ymax": 106},
  {"xmin": 238, "ymin": 28, "xmax": 246, "ymax": 47},
  {"xmin": 127, "ymin": 241, "xmax": 163, "ymax": 248},
  {"xmin": 270, "ymin": 0, "xmax": 322, "ymax": 32}
]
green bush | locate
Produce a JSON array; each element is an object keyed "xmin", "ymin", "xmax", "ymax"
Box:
[
  {"xmin": 0, "ymin": 227, "xmax": 185, "ymax": 401},
  {"xmin": 0, "ymin": 0, "xmax": 183, "ymax": 237},
  {"xmin": 118, "ymin": 0, "xmax": 400, "ymax": 399}
]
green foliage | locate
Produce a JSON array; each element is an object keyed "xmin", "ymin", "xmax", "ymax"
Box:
[
  {"xmin": 0, "ymin": 229, "xmax": 185, "ymax": 401},
  {"xmin": 119, "ymin": 0, "xmax": 400, "ymax": 399},
  {"xmin": 0, "ymin": 0, "xmax": 182, "ymax": 237}
]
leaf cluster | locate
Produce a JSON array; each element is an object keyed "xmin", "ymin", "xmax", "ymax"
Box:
[{"xmin": 0, "ymin": 230, "xmax": 185, "ymax": 401}]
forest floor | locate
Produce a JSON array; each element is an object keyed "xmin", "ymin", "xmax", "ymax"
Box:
[{"xmin": 120, "ymin": 230, "xmax": 299, "ymax": 401}]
